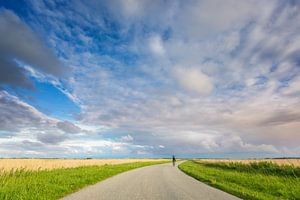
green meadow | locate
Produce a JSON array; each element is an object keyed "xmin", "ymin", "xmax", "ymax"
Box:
[
  {"xmin": 0, "ymin": 161, "xmax": 167, "ymax": 200},
  {"xmin": 179, "ymin": 160, "xmax": 300, "ymax": 200}
]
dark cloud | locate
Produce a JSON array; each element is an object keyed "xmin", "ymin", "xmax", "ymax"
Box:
[
  {"xmin": 0, "ymin": 90, "xmax": 46, "ymax": 132},
  {"xmin": 0, "ymin": 9, "xmax": 66, "ymax": 88},
  {"xmin": 0, "ymin": 139, "xmax": 45, "ymax": 152},
  {"xmin": 37, "ymin": 132, "xmax": 68, "ymax": 144},
  {"xmin": 21, "ymin": 140, "xmax": 45, "ymax": 151},
  {"xmin": 261, "ymin": 111, "xmax": 300, "ymax": 126},
  {"xmin": 0, "ymin": 57, "xmax": 34, "ymax": 89},
  {"xmin": 0, "ymin": 91, "xmax": 83, "ymax": 145},
  {"xmin": 56, "ymin": 121, "xmax": 82, "ymax": 134}
]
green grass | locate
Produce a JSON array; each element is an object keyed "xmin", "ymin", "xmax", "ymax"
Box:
[
  {"xmin": 0, "ymin": 161, "xmax": 168, "ymax": 200},
  {"xmin": 179, "ymin": 160, "xmax": 300, "ymax": 200}
]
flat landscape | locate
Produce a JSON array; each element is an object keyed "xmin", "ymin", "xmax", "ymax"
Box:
[
  {"xmin": 195, "ymin": 158, "xmax": 300, "ymax": 166},
  {"xmin": 1, "ymin": 159, "xmax": 299, "ymax": 199},
  {"xmin": 0, "ymin": 158, "xmax": 167, "ymax": 171},
  {"xmin": 0, "ymin": 159, "xmax": 169, "ymax": 200},
  {"xmin": 1, "ymin": 1, "xmax": 300, "ymax": 200},
  {"xmin": 179, "ymin": 159, "xmax": 300, "ymax": 200}
]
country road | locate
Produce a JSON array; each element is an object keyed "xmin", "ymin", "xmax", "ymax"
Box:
[{"xmin": 62, "ymin": 162, "xmax": 241, "ymax": 200}]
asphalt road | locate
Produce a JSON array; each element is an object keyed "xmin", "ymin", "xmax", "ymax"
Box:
[{"xmin": 61, "ymin": 162, "xmax": 241, "ymax": 200}]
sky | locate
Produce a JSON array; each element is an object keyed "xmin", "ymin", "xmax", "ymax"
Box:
[{"xmin": 0, "ymin": 0, "xmax": 300, "ymax": 158}]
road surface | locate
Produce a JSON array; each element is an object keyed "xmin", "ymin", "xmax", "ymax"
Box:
[{"xmin": 62, "ymin": 162, "xmax": 241, "ymax": 200}]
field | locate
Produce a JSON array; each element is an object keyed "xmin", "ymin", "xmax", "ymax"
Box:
[
  {"xmin": 194, "ymin": 158, "xmax": 300, "ymax": 166},
  {"xmin": 0, "ymin": 158, "xmax": 167, "ymax": 171},
  {"xmin": 179, "ymin": 160, "xmax": 300, "ymax": 200},
  {"xmin": 0, "ymin": 159, "xmax": 168, "ymax": 200}
]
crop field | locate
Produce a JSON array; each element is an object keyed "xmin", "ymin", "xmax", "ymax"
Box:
[
  {"xmin": 0, "ymin": 158, "xmax": 167, "ymax": 171},
  {"xmin": 0, "ymin": 159, "xmax": 168, "ymax": 200},
  {"xmin": 195, "ymin": 158, "xmax": 300, "ymax": 167},
  {"xmin": 179, "ymin": 160, "xmax": 300, "ymax": 200}
]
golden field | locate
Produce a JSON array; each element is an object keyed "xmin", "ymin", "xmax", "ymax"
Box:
[
  {"xmin": 195, "ymin": 158, "xmax": 300, "ymax": 166},
  {"xmin": 0, "ymin": 158, "xmax": 168, "ymax": 171}
]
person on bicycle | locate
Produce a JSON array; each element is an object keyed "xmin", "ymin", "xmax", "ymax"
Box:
[{"xmin": 172, "ymin": 155, "xmax": 176, "ymax": 166}]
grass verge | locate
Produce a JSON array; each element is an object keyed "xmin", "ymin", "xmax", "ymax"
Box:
[
  {"xmin": 178, "ymin": 160, "xmax": 300, "ymax": 200},
  {"xmin": 0, "ymin": 161, "xmax": 168, "ymax": 200}
]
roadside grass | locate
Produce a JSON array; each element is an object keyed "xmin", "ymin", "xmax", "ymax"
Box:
[
  {"xmin": 179, "ymin": 160, "xmax": 300, "ymax": 200},
  {"xmin": 0, "ymin": 161, "xmax": 168, "ymax": 200}
]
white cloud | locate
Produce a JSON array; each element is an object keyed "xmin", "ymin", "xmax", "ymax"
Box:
[
  {"xmin": 174, "ymin": 0, "xmax": 261, "ymax": 38},
  {"xmin": 2, "ymin": 0, "xmax": 300, "ymax": 158},
  {"xmin": 281, "ymin": 76, "xmax": 300, "ymax": 96},
  {"xmin": 121, "ymin": 0, "xmax": 144, "ymax": 17},
  {"xmin": 0, "ymin": 90, "xmax": 86, "ymax": 145},
  {"xmin": 50, "ymin": 0, "xmax": 300, "ymax": 157},
  {"xmin": 120, "ymin": 134, "xmax": 134, "ymax": 142},
  {"xmin": 0, "ymin": 90, "xmax": 56, "ymax": 132},
  {"xmin": 173, "ymin": 66, "xmax": 213, "ymax": 95},
  {"xmin": 149, "ymin": 35, "xmax": 165, "ymax": 56}
]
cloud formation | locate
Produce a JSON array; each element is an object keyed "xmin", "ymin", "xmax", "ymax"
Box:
[
  {"xmin": 173, "ymin": 66, "xmax": 213, "ymax": 95},
  {"xmin": 0, "ymin": 1, "xmax": 299, "ymax": 158},
  {"xmin": 0, "ymin": 9, "xmax": 66, "ymax": 88},
  {"xmin": 149, "ymin": 35, "xmax": 165, "ymax": 56},
  {"xmin": 0, "ymin": 91, "xmax": 84, "ymax": 145},
  {"xmin": 56, "ymin": 121, "xmax": 83, "ymax": 134}
]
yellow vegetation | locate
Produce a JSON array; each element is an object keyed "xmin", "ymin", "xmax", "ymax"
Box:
[
  {"xmin": 0, "ymin": 158, "xmax": 167, "ymax": 171},
  {"xmin": 195, "ymin": 158, "xmax": 300, "ymax": 166}
]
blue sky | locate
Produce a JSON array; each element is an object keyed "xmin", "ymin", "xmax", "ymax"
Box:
[{"xmin": 0, "ymin": 0, "xmax": 300, "ymax": 158}]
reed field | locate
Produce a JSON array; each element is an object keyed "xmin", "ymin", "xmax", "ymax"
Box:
[
  {"xmin": 0, "ymin": 159, "xmax": 169, "ymax": 200},
  {"xmin": 179, "ymin": 160, "xmax": 300, "ymax": 200},
  {"xmin": 0, "ymin": 158, "xmax": 167, "ymax": 171},
  {"xmin": 195, "ymin": 158, "xmax": 300, "ymax": 167}
]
